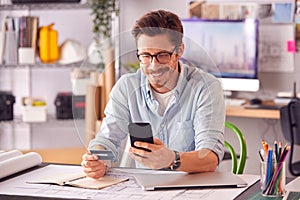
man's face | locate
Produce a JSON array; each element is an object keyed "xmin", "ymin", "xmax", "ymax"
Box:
[{"xmin": 137, "ymin": 34, "xmax": 183, "ymax": 93}]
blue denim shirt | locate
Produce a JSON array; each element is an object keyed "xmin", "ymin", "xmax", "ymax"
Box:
[{"xmin": 89, "ymin": 62, "xmax": 225, "ymax": 165}]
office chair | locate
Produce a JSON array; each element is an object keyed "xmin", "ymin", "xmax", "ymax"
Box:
[
  {"xmin": 224, "ymin": 121, "xmax": 247, "ymax": 174},
  {"xmin": 280, "ymin": 100, "xmax": 300, "ymax": 176}
]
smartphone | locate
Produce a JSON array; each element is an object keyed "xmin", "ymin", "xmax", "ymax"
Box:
[{"xmin": 128, "ymin": 122, "xmax": 154, "ymax": 152}]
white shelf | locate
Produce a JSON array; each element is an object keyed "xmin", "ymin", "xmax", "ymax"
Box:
[
  {"xmin": 0, "ymin": 3, "xmax": 89, "ymax": 10},
  {"xmin": 0, "ymin": 114, "xmax": 83, "ymax": 127},
  {"xmin": 0, "ymin": 61, "xmax": 98, "ymax": 69}
]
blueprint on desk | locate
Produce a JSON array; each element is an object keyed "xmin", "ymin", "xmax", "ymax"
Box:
[{"xmin": 0, "ymin": 164, "xmax": 259, "ymax": 200}]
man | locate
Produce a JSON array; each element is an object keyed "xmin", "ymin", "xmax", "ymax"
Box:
[{"xmin": 82, "ymin": 10, "xmax": 225, "ymax": 179}]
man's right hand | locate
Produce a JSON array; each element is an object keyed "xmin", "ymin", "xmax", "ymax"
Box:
[{"xmin": 81, "ymin": 153, "xmax": 106, "ymax": 179}]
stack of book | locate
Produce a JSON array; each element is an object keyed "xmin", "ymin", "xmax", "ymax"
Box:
[{"xmin": 1, "ymin": 16, "xmax": 39, "ymax": 65}]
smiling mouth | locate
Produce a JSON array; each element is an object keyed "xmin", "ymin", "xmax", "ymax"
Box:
[
  {"xmin": 151, "ymin": 71, "xmax": 163, "ymax": 77},
  {"xmin": 149, "ymin": 68, "xmax": 169, "ymax": 77}
]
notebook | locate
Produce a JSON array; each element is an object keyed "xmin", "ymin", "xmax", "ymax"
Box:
[{"xmin": 134, "ymin": 171, "xmax": 247, "ymax": 191}]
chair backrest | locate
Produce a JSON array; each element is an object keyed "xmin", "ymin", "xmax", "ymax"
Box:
[
  {"xmin": 280, "ymin": 100, "xmax": 300, "ymax": 145},
  {"xmin": 280, "ymin": 100, "xmax": 300, "ymax": 176},
  {"xmin": 224, "ymin": 121, "xmax": 247, "ymax": 174}
]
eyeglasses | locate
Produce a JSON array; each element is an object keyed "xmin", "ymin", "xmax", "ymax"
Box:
[{"xmin": 136, "ymin": 47, "xmax": 177, "ymax": 64}]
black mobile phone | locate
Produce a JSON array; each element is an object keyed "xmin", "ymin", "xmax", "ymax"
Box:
[{"xmin": 128, "ymin": 122, "xmax": 154, "ymax": 152}]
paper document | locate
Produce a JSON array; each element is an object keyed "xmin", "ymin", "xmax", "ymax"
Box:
[
  {"xmin": 286, "ymin": 176, "xmax": 300, "ymax": 191},
  {"xmin": 282, "ymin": 176, "xmax": 300, "ymax": 200}
]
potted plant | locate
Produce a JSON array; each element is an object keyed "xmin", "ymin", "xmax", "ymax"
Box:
[{"xmin": 88, "ymin": 0, "xmax": 119, "ymax": 69}]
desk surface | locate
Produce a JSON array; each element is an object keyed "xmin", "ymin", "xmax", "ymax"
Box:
[
  {"xmin": 226, "ymin": 105, "xmax": 280, "ymax": 119},
  {"xmin": 226, "ymin": 100, "xmax": 281, "ymax": 119},
  {"xmin": 0, "ymin": 163, "xmax": 261, "ymax": 200}
]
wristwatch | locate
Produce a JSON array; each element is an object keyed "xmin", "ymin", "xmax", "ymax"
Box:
[{"xmin": 169, "ymin": 151, "xmax": 181, "ymax": 170}]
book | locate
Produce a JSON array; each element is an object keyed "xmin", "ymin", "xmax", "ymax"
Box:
[
  {"xmin": 0, "ymin": 149, "xmax": 42, "ymax": 179},
  {"xmin": 0, "ymin": 150, "xmax": 128, "ymax": 190},
  {"xmin": 27, "ymin": 168, "xmax": 129, "ymax": 190}
]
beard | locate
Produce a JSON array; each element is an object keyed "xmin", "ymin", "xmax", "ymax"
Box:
[{"xmin": 145, "ymin": 66, "xmax": 178, "ymax": 92}]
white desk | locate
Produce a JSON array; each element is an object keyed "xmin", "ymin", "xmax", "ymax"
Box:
[{"xmin": 0, "ymin": 164, "xmax": 259, "ymax": 200}]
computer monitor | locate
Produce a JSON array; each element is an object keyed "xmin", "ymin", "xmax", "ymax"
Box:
[{"xmin": 181, "ymin": 18, "xmax": 260, "ymax": 92}]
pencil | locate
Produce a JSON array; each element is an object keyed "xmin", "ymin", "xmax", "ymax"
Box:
[
  {"xmin": 274, "ymin": 141, "xmax": 278, "ymax": 162},
  {"xmin": 262, "ymin": 140, "xmax": 269, "ymax": 154},
  {"xmin": 259, "ymin": 150, "xmax": 264, "ymax": 162},
  {"xmin": 263, "ymin": 148, "xmax": 273, "ymax": 192}
]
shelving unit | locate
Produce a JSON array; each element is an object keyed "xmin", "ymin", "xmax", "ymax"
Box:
[
  {"xmin": 0, "ymin": 2, "xmax": 98, "ymax": 150},
  {"xmin": 0, "ymin": 65, "xmax": 84, "ymax": 149}
]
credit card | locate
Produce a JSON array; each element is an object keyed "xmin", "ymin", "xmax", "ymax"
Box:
[{"xmin": 90, "ymin": 150, "xmax": 115, "ymax": 160}]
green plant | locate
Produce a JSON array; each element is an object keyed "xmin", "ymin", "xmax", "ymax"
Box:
[
  {"xmin": 124, "ymin": 61, "xmax": 140, "ymax": 72},
  {"xmin": 88, "ymin": 0, "xmax": 119, "ymax": 67}
]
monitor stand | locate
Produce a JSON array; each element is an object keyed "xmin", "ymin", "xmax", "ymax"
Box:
[
  {"xmin": 224, "ymin": 90, "xmax": 233, "ymax": 97},
  {"xmin": 224, "ymin": 91, "xmax": 246, "ymax": 106}
]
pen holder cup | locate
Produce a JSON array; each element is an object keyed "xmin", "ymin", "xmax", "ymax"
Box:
[{"xmin": 260, "ymin": 161, "xmax": 286, "ymax": 197}]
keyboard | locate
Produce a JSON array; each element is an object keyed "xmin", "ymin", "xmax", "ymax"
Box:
[{"xmin": 225, "ymin": 98, "xmax": 246, "ymax": 106}]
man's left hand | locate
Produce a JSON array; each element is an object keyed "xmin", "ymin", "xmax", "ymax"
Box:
[{"xmin": 129, "ymin": 138, "xmax": 175, "ymax": 169}]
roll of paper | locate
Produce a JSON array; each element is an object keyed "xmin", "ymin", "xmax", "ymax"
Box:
[
  {"xmin": 104, "ymin": 48, "xmax": 115, "ymax": 106},
  {"xmin": 0, "ymin": 152, "xmax": 42, "ymax": 179},
  {"xmin": 85, "ymin": 85, "xmax": 101, "ymax": 145},
  {"xmin": 0, "ymin": 149, "xmax": 23, "ymax": 162}
]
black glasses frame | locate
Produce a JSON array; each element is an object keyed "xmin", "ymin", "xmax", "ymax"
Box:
[{"xmin": 136, "ymin": 47, "xmax": 177, "ymax": 64}]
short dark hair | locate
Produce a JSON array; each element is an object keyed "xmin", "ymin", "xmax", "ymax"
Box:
[{"xmin": 132, "ymin": 10, "xmax": 183, "ymax": 47}]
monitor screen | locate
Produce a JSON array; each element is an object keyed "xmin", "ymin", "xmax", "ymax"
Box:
[{"xmin": 181, "ymin": 18, "xmax": 259, "ymax": 92}]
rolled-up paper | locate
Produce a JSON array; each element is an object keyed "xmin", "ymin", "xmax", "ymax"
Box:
[
  {"xmin": 85, "ymin": 85, "xmax": 101, "ymax": 145},
  {"xmin": 0, "ymin": 152, "xmax": 42, "ymax": 179},
  {"xmin": 104, "ymin": 48, "xmax": 115, "ymax": 107},
  {"xmin": 99, "ymin": 74, "xmax": 106, "ymax": 120},
  {"xmin": 0, "ymin": 150, "xmax": 23, "ymax": 162}
]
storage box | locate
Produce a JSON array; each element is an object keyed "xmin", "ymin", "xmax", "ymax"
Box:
[
  {"xmin": 71, "ymin": 78, "xmax": 91, "ymax": 95},
  {"xmin": 22, "ymin": 106, "xmax": 47, "ymax": 122},
  {"xmin": 54, "ymin": 92, "xmax": 73, "ymax": 119},
  {"xmin": 54, "ymin": 92, "xmax": 85, "ymax": 119},
  {"xmin": 0, "ymin": 91, "xmax": 15, "ymax": 121},
  {"xmin": 21, "ymin": 97, "xmax": 47, "ymax": 122},
  {"xmin": 18, "ymin": 47, "xmax": 35, "ymax": 64},
  {"xmin": 72, "ymin": 95, "xmax": 85, "ymax": 119}
]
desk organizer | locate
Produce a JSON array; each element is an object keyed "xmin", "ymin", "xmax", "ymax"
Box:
[{"xmin": 21, "ymin": 97, "xmax": 47, "ymax": 122}]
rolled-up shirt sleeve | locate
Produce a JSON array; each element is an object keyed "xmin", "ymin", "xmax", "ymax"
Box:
[{"xmin": 193, "ymin": 77, "xmax": 225, "ymax": 163}]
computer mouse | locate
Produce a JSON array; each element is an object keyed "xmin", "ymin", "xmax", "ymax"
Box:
[{"xmin": 250, "ymin": 98, "xmax": 262, "ymax": 105}]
